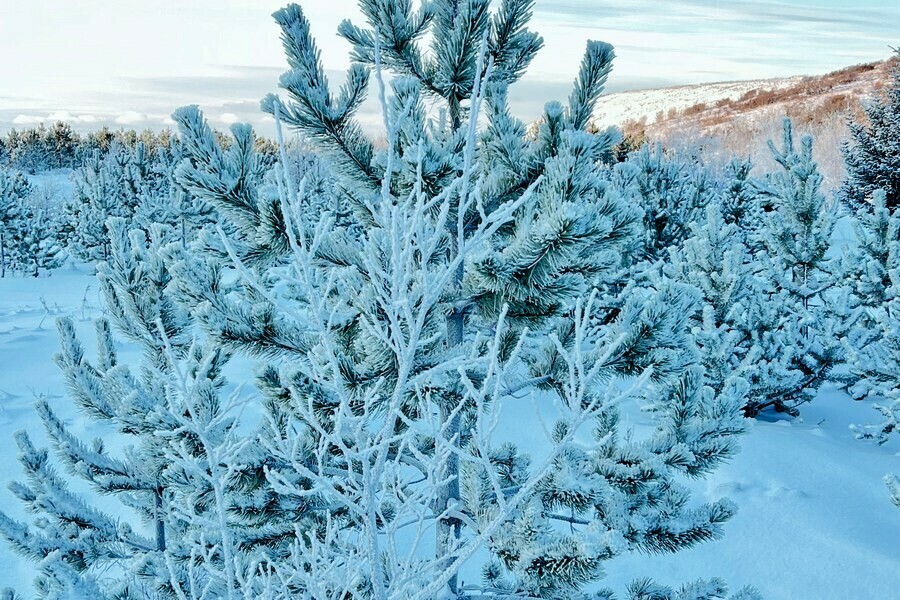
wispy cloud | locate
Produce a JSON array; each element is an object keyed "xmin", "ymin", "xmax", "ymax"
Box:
[
  {"xmin": 537, "ymin": 0, "xmax": 898, "ymax": 30},
  {"xmin": 13, "ymin": 111, "xmax": 100, "ymax": 126},
  {"xmin": 1, "ymin": 0, "xmax": 897, "ymax": 136},
  {"xmin": 529, "ymin": 0, "xmax": 899, "ymax": 84}
]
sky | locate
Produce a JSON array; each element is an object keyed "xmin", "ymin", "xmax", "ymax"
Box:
[{"xmin": 1, "ymin": 0, "xmax": 898, "ymax": 136}]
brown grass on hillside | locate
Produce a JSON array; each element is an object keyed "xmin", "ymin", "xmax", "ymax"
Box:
[
  {"xmin": 656, "ymin": 56, "xmax": 897, "ymax": 129},
  {"xmin": 642, "ymin": 55, "xmax": 898, "ymax": 190},
  {"xmin": 682, "ymin": 102, "xmax": 708, "ymax": 117}
]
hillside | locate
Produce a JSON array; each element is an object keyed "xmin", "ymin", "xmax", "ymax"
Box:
[
  {"xmin": 594, "ymin": 76, "xmax": 805, "ymax": 130},
  {"xmin": 595, "ymin": 56, "xmax": 899, "ymax": 189}
]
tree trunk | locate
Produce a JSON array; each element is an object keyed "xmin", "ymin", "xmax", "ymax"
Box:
[
  {"xmin": 449, "ymin": 96, "xmax": 462, "ymax": 133},
  {"xmin": 1, "ymin": 232, "xmax": 5, "ymax": 278},
  {"xmin": 436, "ymin": 261, "xmax": 464, "ymax": 594},
  {"xmin": 154, "ymin": 487, "xmax": 166, "ymax": 552}
]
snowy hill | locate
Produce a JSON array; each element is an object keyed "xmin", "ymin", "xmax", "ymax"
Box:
[
  {"xmin": 592, "ymin": 76, "xmax": 805, "ymax": 130},
  {"xmin": 593, "ymin": 56, "xmax": 897, "ymax": 189},
  {"xmin": 595, "ymin": 57, "xmax": 895, "ymax": 133}
]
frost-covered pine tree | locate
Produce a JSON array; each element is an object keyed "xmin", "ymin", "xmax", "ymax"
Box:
[
  {"xmin": 167, "ymin": 1, "xmax": 750, "ymax": 596},
  {"xmin": 276, "ymin": 141, "xmax": 337, "ymax": 217},
  {"xmin": 0, "ymin": 168, "xmax": 32, "ymax": 278},
  {"xmin": 841, "ymin": 49, "xmax": 900, "ymax": 210},
  {"xmin": 666, "ymin": 202, "xmax": 759, "ymax": 395},
  {"xmin": 0, "ymin": 218, "xmax": 284, "ymax": 598},
  {"xmin": 843, "ymin": 197, "xmax": 900, "ymax": 397},
  {"xmin": 718, "ymin": 157, "xmax": 756, "ymax": 228},
  {"xmin": 842, "ymin": 190, "xmax": 900, "ymax": 509},
  {"xmin": 852, "ymin": 390, "xmax": 900, "ymax": 450},
  {"xmin": 745, "ymin": 119, "xmax": 844, "ymax": 415},
  {"xmin": 613, "ymin": 143, "xmax": 719, "ymax": 264},
  {"xmin": 65, "ymin": 148, "xmax": 132, "ymax": 262},
  {"xmin": 65, "ymin": 142, "xmax": 173, "ymax": 263},
  {"xmin": 838, "ymin": 190, "xmax": 900, "ymax": 397},
  {"xmin": 842, "ymin": 190, "xmax": 897, "ymax": 311},
  {"xmin": 848, "ymin": 293, "xmax": 900, "ymax": 509},
  {"xmin": 888, "ymin": 473, "xmax": 900, "ymax": 508},
  {"xmin": 668, "ymin": 148, "xmax": 838, "ymax": 418},
  {"xmin": 0, "ymin": 168, "xmax": 62, "ymax": 277},
  {"xmin": 7, "ymin": 200, "xmax": 65, "ymax": 277},
  {"xmin": 132, "ymin": 139, "xmax": 219, "ymax": 249},
  {"xmin": 9, "ymin": 125, "xmax": 51, "ymax": 175},
  {"xmin": 818, "ymin": 82, "xmax": 900, "ymax": 505},
  {"xmin": 758, "ymin": 120, "xmax": 837, "ymax": 303}
]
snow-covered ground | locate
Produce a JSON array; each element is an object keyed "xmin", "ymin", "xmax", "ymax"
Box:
[
  {"xmin": 27, "ymin": 169, "xmax": 75, "ymax": 199},
  {"xmin": 0, "ymin": 266, "xmax": 897, "ymax": 597},
  {"xmin": 606, "ymin": 389, "xmax": 900, "ymax": 597}
]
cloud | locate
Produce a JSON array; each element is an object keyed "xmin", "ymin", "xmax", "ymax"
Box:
[
  {"xmin": 114, "ymin": 111, "xmax": 147, "ymax": 125},
  {"xmin": 12, "ymin": 111, "xmax": 100, "ymax": 125},
  {"xmin": 217, "ymin": 113, "xmax": 240, "ymax": 125},
  {"xmin": 536, "ymin": 0, "xmax": 898, "ymax": 30},
  {"xmin": 11, "ymin": 114, "xmax": 43, "ymax": 125},
  {"xmin": 119, "ymin": 66, "xmax": 283, "ymax": 102},
  {"xmin": 529, "ymin": 0, "xmax": 900, "ymax": 83}
]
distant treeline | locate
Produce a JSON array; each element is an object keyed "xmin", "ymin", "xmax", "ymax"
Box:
[{"xmin": 0, "ymin": 121, "xmax": 279, "ymax": 174}]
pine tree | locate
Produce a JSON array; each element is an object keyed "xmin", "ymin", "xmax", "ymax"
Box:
[
  {"xmin": 844, "ymin": 203, "xmax": 900, "ymax": 397},
  {"xmin": 842, "ymin": 190, "xmax": 897, "ymax": 311},
  {"xmin": 666, "ymin": 201, "xmax": 758, "ymax": 395},
  {"xmin": 65, "ymin": 142, "xmax": 172, "ymax": 263},
  {"xmin": 719, "ymin": 157, "xmax": 758, "ymax": 230},
  {"xmin": 84, "ymin": 126, "xmax": 115, "ymax": 155},
  {"xmin": 10, "ymin": 124, "xmax": 51, "ymax": 175},
  {"xmin": 667, "ymin": 151, "xmax": 837, "ymax": 419},
  {"xmin": 745, "ymin": 119, "xmax": 844, "ymax": 416},
  {"xmin": 613, "ymin": 143, "xmax": 718, "ymax": 263},
  {"xmin": 848, "ymin": 299, "xmax": 900, "ymax": 509},
  {"xmin": 48, "ymin": 121, "xmax": 80, "ymax": 169},
  {"xmin": 841, "ymin": 50, "xmax": 900, "ymax": 210},
  {"xmin": 837, "ymin": 190, "xmax": 900, "ymax": 399},
  {"xmin": 65, "ymin": 149, "xmax": 120, "ymax": 262},
  {"xmin": 0, "ymin": 168, "xmax": 63, "ymax": 277},
  {"xmin": 843, "ymin": 198, "xmax": 900, "ymax": 509},
  {"xmin": 7, "ymin": 201, "xmax": 65, "ymax": 277},
  {"xmin": 178, "ymin": 1, "xmax": 747, "ymax": 595},
  {"xmin": 852, "ymin": 391, "xmax": 900, "ymax": 448},
  {"xmin": 887, "ymin": 474, "xmax": 900, "ymax": 508},
  {"xmin": 0, "ymin": 218, "xmax": 290, "ymax": 598},
  {"xmin": 133, "ymin": 139, "xmax": 218, "ymax": 249},
  {"xmin": 0, "ymin": 168, "xmax": 32, "ymax": 278},
  {"xmin": 164, "ymin": 101, "xmax": 751, "ymax": 596}
]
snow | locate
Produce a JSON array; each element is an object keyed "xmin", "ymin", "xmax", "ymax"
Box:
[
  {"xmin": 26, "ymin": 169, "xmax": 75, "ymax": 205},
  {"xmin": 592, "ymin": 77, "xmax": 804, "ymax": 129},
  {"xmin": 1, "ymin": 267, "xmax": 898, "ymax": 597},
  {"xmin": 606, "ymin": 387, "xmax": 900, "ymax": 597}
]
